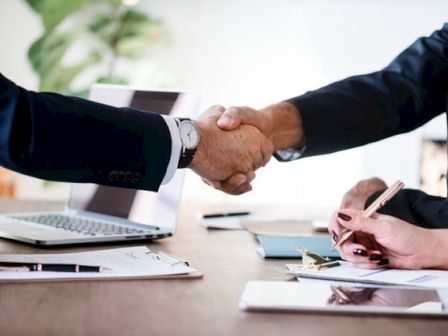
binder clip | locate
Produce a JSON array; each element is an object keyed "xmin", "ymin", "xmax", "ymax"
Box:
[{"xmin": 297, "ymin": 246, "xmax": 340, "ymax": 270}]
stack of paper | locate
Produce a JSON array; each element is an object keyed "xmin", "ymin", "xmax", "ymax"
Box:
[
  {"xmin": 287, "ymin": 262, "xmax": 448, "ymax": 288},
  {"xmin": 0, "ymin": 246, "xmax": 201, "ymax": 282}
]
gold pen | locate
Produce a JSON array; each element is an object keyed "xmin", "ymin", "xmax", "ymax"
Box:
[{"xmin": 334, "ymin": 180, "xmax": 405, "ymax": 248}]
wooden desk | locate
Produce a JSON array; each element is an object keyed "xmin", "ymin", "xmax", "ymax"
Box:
[{"xmin": 0, "ymin": 200, "xmax": 446, "ymax": 336}]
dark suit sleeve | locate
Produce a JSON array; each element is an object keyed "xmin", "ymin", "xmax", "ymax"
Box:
[
  {"xmin": 288, "ymin": 23, "xmax": 448, "ymax": 228},
  {"xmin": 289, "ymin": 23, "xmax": 448, "ymax": 157},
  {"xmin": 0, "ymin": 73, "xmax": 172, "ymax": 191},
  {"xmin": 365, "ymin": 189, "xmax": 448, "ymax": 229}
]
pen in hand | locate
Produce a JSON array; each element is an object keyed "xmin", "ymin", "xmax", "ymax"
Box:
[
  {"xmin": 333, "ymin": 180, "xmax": 405, "ymax": 248},
  {"xmin": 0, "ymin": 262, "xmax": 112, "ymax": 273}
]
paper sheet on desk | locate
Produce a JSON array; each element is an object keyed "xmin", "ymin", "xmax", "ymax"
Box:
[
  {"xmin": 287, "ymin": 262, "xmax": 448, "ymax": 289},
  {"xmin": 199, "ymin": 213, "xmax": 329, "ymax": 232},
  {"xmin": 0, "ymin": 246, "xmax": 199, "ymax": 281}
]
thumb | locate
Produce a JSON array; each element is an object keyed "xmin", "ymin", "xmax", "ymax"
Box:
[{"xmin": 217, "ymin": 106, "xmax": 261, "ymax": 131}]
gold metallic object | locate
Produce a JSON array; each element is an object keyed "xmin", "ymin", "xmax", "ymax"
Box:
[{"xmin": 297, "ymin": 246, "xmax": 340, "ymax": 270}]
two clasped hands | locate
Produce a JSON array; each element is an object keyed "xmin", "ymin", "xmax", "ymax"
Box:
[
  {"xmin": 191, "ymin": 103, "xmax": 448, "ymax": 271},
  {"xmin": 190, "ymin": 102, "xmax": 301, "ymax": 195}
]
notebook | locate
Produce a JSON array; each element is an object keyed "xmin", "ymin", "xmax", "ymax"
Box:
[{"xmin": 256, "ymin": 235, "xmax": 340, "ymax": 258}]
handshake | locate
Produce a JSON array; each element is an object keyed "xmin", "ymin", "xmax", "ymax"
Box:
[{"xmin": 187, "ymin": 103, "xmax": 304, "ymax": 195}]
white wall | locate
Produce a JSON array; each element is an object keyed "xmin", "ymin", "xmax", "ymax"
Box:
[
  {"xmin": 143, "ymin": 0, "xmax": 448, "ymax": 207},
  {"xmin": 0, "ymin": 1, "xmax": 69, "ymax": 199},
  {"xmin": 0, "ymin": 0, "xmax": 447, "ymax": 207}
]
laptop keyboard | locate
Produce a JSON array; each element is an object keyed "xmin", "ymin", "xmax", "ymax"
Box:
[{"xmin": 9, "ymin": 214, "xmax": 154, "ymax": 236}]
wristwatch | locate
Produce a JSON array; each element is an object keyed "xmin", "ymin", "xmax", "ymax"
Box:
[{"xmin": 175, "ymin": 118, "xmax": 201, "ymax": 168}]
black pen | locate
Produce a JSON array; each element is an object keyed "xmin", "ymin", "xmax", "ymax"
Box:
[
  {"xmin": 203, "ymin": 211, "xmax": 250, "ymax": 219},
  {"xmin": 0, "ymin": 262, "xmax": 112, "ymax": 273}
]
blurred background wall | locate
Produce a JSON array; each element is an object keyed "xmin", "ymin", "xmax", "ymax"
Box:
[{"xmin": 0, "ymin": 0, "xmax": 447, "ymax": 209}]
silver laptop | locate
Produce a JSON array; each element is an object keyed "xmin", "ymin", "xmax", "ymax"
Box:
[{"xmin": 0, "ymin": 84, "xmax": 199, "ymax": 246}]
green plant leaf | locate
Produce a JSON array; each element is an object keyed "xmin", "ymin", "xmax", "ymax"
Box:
[
  {"xmin": 28, "ymin": 30, "xmax": 80, "ymax": 76},
  {"xmin": 115, "ymin": 9, "xmax": 168, "ymax": 58},
  {"xmin": 96, "ymin": 76, "xmax": 129, "ymax": 85},
  {"xmin": 24, "ymin": 0, "xmax": 88, "ymax": 29},
  {"xmin": 117, "ymin": 9, "xmax": 157, "ymax": 40},
  {"xmin": 67, "ymin": 88, "xmax": 90, "ymax": 99},
  {"xmin": 89, "ymin": 13, "xmax": 120, "ymax": 46},
  {"xmin": 26, "ymin": 0, "xmax": 170, "ymax": 95},
  {"xmin": 100, "ymin": 0, "xmax": 122, "ymax": 7},
  {"xmin": 39, "ymin": 51, "xmax": 102, "ymax": 93},
  {"xmin": 24, "ymin": 0, "xmax": 42, "ymax": 12}
]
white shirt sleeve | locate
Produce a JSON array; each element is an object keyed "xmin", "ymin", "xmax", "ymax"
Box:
[{"xmin": 160, "ymin": 116, "xmax": 181, "ymax": 184}]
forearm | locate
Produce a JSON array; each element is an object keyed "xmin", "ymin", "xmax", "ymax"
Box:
[
  {"xmin": 0, "ymin": 74, "xmax": 172, "ymax": 191},
  {"xmin": 424, "ymin": 229, "xmax": 448, "ymax": 270}
]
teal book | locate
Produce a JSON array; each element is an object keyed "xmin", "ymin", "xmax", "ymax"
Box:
[{"xmin": 256, "ymin": 235, "xmax": 340, "ymax": 258}]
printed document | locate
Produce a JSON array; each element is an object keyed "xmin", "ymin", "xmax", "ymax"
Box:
[{"xmin": 0, "ymin": 246, "xmax": 198, "ymax": 281}]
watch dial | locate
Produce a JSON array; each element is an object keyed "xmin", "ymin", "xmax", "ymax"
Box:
[{"xmin": 180, "ymin": 122, "xmax": 199, "ymax": 149}]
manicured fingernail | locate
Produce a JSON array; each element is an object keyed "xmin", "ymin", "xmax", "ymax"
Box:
[
  {"xmin": 337, "ymin": 212, "xmax": 352, "ymax": 221},
  {"xmin": 377, "ymin": 258, "xmax": 389, "ymax": 266},
  {"xmin": 369, "ymin": 254, "xmax": 382, "ymax": 261},
  {"xmin": 330, "ymin": 230, "xmax": 338, "ymax": 242},
  {"xmin": 353, "ymin": 249, "xmax": 368, "ymax": 256}
]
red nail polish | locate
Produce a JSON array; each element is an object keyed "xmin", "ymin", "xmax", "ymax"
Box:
[
  {"xmin": 369, "ymin": 254, "xmax": 382, "ymax": 261},
  {"xmin": 377, "ymin": 258, "xmax": 389, "ymax": 266},
  {"xmin": 330, "ymin": 230, "xmax": 338, "ymax": 242},
  {"xmin": 353, "ymin": 249, "xmax": 368, "ymax": 256},
  {"xmin": 337, "ymin": 212, "xmax": 352, "ymax": 221}
]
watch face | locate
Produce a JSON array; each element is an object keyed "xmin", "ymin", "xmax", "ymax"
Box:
[{"xmin": 179, "ymin": 121, "xmax": 199, "ymax": 149}]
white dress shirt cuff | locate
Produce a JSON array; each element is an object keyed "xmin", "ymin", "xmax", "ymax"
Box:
[{"xmin": 161, "ymin": 116, "xmax": 181, "ymax": 184}]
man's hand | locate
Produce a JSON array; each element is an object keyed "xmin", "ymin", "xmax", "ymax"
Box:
[
  {"xmin": 208, "ymin": 102, "xmax": 304, "ymax": 194},
  {"xmin": 340, "ymin": 177, "xmax": 388, "ymax": 210},
  {"xmin": 217, "ymin": 102, "xmax": 304, "ymax": 151},
  {"xmin": 188, "ymin": 105, "xmax": 273, "ymax": 192},
  {"xmin": 217, "ymin": 106, "xmax": 274, "ymax": 141}
]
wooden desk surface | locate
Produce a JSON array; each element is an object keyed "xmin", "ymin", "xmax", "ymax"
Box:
[{"xmin": 0, "ymin": 200, "xmax": 446, "ymax": 336}]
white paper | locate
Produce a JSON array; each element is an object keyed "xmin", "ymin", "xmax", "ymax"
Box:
[
  {"xmin": 287, "ymin": 262, "xmax": 448, "ymax": 289},
  {"xmin": 198, "ymin": 213, "xmax": 322, "ymax": 230},
  {"xmin": 0, "ymin": 246, "xmax": 197, "ymax": 281}
]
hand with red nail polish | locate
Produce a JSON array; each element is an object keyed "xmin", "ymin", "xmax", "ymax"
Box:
[{"xmin": 328, "ymin": 208, "xmax": 448, "ymax": 270}]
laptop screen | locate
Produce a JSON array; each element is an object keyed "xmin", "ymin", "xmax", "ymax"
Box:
[{"xmin": 67, "ymin": 85, "xmax": 199, "ymax": 229}]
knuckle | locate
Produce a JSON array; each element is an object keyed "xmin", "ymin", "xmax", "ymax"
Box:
[
  {"xmin": 210, "ymin": 105, "xmax": 225, "ymax": 114},
  {"xmin": 227, "ymin": 106, "xmax": 240, "ymax": 114},
  {"xmin": 341, "ymin": 194, "xmax": 350, "ymax": 203},
  {"xmin": 226, "ymin": 106, "xmax": 244, "ymax": 119},
  {"xmin": 358, "ymin": 179, "xmax": 368, "ymax": 186}
]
